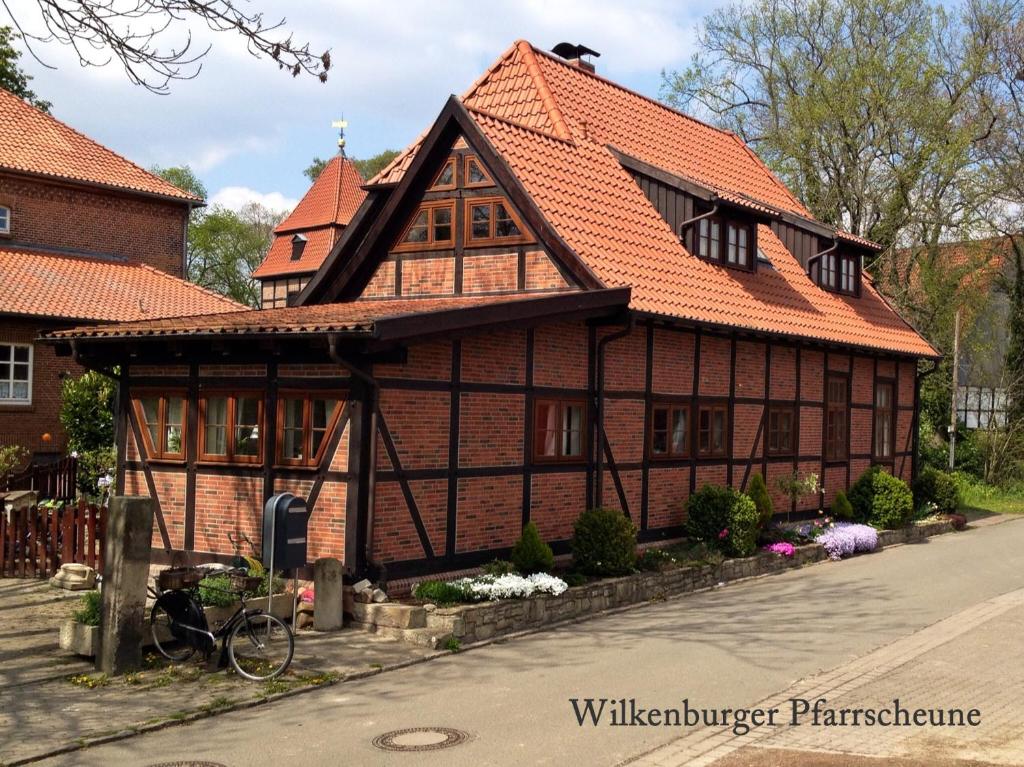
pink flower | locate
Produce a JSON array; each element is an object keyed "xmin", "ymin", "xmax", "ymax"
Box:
[{"xmin": 718, "ymin": 528, "xmax": 729, "ymax": 540}]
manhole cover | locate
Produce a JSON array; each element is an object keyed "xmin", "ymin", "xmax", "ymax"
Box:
[
  {"xmin": 145, "ymin": 762, "xmax": 227, "ymax": 767},
  {"xmin": 372, "ymin": 727, "xmax": 470, "ymax": 752}
]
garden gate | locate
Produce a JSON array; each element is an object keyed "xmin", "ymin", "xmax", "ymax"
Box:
[{"xmin": 0, "ymin": 500, "xmax": 105, "ymax": 578}]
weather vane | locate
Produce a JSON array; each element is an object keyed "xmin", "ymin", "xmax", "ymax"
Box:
[{"xmin": 331, "ymin": 117, "xmax": 348, "ymax": 156}]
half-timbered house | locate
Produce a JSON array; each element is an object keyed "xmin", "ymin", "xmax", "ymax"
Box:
[{"xmin": 48, "ymin": 41, "xmax": 939, "ymax": 579}]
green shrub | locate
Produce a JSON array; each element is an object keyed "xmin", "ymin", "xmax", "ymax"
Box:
[
  {"xmin": 869, "ymin": 472, "xmax": 914, "ymax": 529},
  {"xmin": 571, "ymin": 507, "xmax": 637, "ymax": 576},
  {"xmin": 0, "ymin": 444, "xmax": 28, "ymax": 480},
  {"xmin": 636, "ymin": 547, "xmax": 675, "ymax": 572},
  {"xmin": 481, "ymin": 559, "xmax": 517, "ymax": 576},
  {"xmin": 412, "ymin": 579, "xmax": 472, "ymax": 605},
  {"xmin": 684, "ymin": 485, "xmax": 735, "ymax": 546},
  {"xmin": 73, "ymin": 589, "xmax": 102, "ymax": 626},
  {"xmin": 76, "ymin": 446, "xmax": 117, "ymax": 498},
  {"xmin": 198, "ymin": 575, "xmax": 237, "ymax": 607},
  {"xmin": 510, "ymin": 522, "xmax": 554, "ymax": 574},
  {"xmin": 912, "ymin": 469, "xmax": 960, "ymax": 515},
  {"xmin": 60, "ymin": 371, "xmax": 115, "ymax": 452},
  {"xmin": 832, "ymin": 490, "xmax": 854, "ymax": 520},
  {"xmin": 746, "ymin": 473, "xmax": 773, "ymax": 529},
  {"xmin": 847, "ymin": 466, "xmax": 882, "ymax": 523},
  {"xmin": 727, "ymin": 494, "xmax": 760, "ymax": 557},
  {"xmin": 562, "ymin": 572, "xmax": 587, "ymax": 587}
]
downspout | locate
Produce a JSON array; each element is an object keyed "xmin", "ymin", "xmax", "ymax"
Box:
[
  {"xmin": 328, "ymin": 335, "xmax": 379, "ymax": 577},
  {"xmin": 594, "ymin": 317, "xmax": 634, "ymax": 507},
  {"xmin": 676, "ymin": 202, "xmax": 720, "ymax": 244},
  {"xmin": 807, "ymin": 237, "xmax": 839, "ymax": 274}
]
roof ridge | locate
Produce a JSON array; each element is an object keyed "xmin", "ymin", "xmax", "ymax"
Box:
[
  {"xmin": 0, "ymin": 89, "xmax": 200, "ymax": 203},
  {"xmin": 135, "ymin": 262, "xmax": 248, "ymax": 309},
  {"xmin": 366, "ymin": 131, "xmax": 426, "ymax": 186},
  {"xmin": 332, "ymin": 155, "xmax": 344, "ymax": 222},
  {"xmin": 465, "ymin": 105, "xmax": 576, "ymax": 145},
  {"xmin": 514, "ymin": 40, "xmax": 572, "ymax": 141},
  {"xmin": 527, "ymin": 43, "xmax": 742, "ymax": 142}
]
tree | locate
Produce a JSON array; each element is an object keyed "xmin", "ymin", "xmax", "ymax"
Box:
[
  {"xmin": 2, "ymin": 1, "xmax": 330, "ymax": 94},
  {"xmin": 303, "ymin": 149, "xmax": 399, "ymax": 183},
  {"xmin": 0, "ymin": 25, "xmax": 49, "ymax": 111}
]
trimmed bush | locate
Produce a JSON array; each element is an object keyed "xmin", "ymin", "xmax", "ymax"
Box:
[
  {"xmin": 728, "ymin": 494, "xmax": 760, "ymax": 557},
  {"xmin": 684, "ymin": 485, "xmax": 735, "ymax": 547},
  {"xmin": 746, "ymin": 472, "xmax": 773, "ymax": 529},
  {"xmin": 413, "ymin": 579, "xmax": 473, "ymax": 605},
  {"xmin": 571, "ymin": 507, "xmax": 637, "ymax": 576},
  {"xmin": 832, "ymin": 490, "xmax": 854, "ymax": 520},
  {"xmin": 510, "ymin": 522, "xmax": 554, "ymax": 574},
  {"xmin": 868, "ymin": 471, "xmax": 914, "ymax": 529},
  {"xmin": 912, "ymin": 469, "xmax": 960, "ymax": 515},
  {"xmin": 847, "ymin": 466, "xmax": 882, "ymax": 524}
]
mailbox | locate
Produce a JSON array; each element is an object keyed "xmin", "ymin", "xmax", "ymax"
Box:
[{"xmin": 262, "ymin": 493, "xmax": 310, "ymax": 571}]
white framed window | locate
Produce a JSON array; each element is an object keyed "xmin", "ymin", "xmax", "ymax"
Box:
[
  {"xmin": 0, "ymin": 344, "xmax": 32, "ymax": 404},
  {"xmin": 0, "ymin": 206, "xmax": 9, "ymax": 235}
]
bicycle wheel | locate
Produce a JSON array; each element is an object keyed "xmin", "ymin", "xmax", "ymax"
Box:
[
  {"xmin": 150, "ymin": 602, "xmax": 197, "ymax": 662},
  {"xmin": 227, "ymin": 613, "xmax": 294, "ymax": 681}
]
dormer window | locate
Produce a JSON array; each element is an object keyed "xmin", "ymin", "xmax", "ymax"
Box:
[
  {"xmin": 815, "ymin": 249, "xmax": 860, "ymax": 296},
  {"xmin": 694, "ymin": 215, "xmax": 755, "ymax": 271},
  {"xmin": 0, "ymin": 206, "xmax": 9, "ymax": 235},
  {"xmin": 290, "ymin": 233, "xmax": 307, "ymax": 261}
]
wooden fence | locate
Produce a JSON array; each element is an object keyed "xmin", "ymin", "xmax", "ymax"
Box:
[
  {"xmin": 0, "ymin": 500, "xmax": 105, "ymax": 578},
  {"xmin": 2, "ymin": 456, "xmax": 78, "ymax": 502}
]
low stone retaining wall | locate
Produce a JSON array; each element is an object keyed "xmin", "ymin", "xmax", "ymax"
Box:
[{"xmin": 356, "ymin": 519, "xmax": 956, "ymax": 648}]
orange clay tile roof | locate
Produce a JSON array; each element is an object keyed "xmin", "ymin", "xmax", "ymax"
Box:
[
  {"xmin": 45, "ymin": 292, "xmax": 590, "ymax": 339},
  {"xmin": 1, "ymin": 247, "xmax": 245, "ymax": 323},
  {"xmin": 0, "ymin": 88, "xmax": 199, "ymax": 202},
  {"xmin": 253, "ymin": 155, "xmax": 367, "ymax": 279}
]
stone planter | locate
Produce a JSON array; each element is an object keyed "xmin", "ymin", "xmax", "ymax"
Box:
[{"xmin": 59, "ymin": 620, "xmax": 99, "ymax": 657}]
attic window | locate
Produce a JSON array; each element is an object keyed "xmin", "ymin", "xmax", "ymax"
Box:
[
  {"xmin": 0, "ymin": 206, "xmax": 9, "ymax": 235},
  {"xmin": 291, "ymin": 234, "xmax": 308, "ymax": 261},
  {"xmin": 814, "ymin": 250, "xmax": 860, "ymax": 296},
  {"xmin": 465, "ymin": 198, "xmax": 529, "ymax": 245},
  {"xmin": 464, "ymin": 156, "xmax": 492, "ymax": 187},
  {"xmin": 430, "ymin": 158, "xmax": 456, "ymax": 190},
  {"xmin": 694, "ymin": 215, "xmax": 755, "ymax": 272},
  {"xmin": 394, "ymin": 200, "xmax": 455, "ymax": 251}
]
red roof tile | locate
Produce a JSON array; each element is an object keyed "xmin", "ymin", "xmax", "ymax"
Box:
[
  {"xmin": 0, "ymin": 247, "xmax": 245, "ymax": 323},
  {"xmin": 0, "ymin": 88, "xmax": 198, "ymax": 202},
  {"xmin": 253, "ymin": 155, "xmax": 367, "ymax": 279}
]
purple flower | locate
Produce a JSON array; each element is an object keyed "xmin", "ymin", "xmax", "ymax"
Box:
[
  {"xmin": 817, "ymin": 523, "xmax": 878, "ymax": 561},
  {"xmin": 763, "ymin": 542, "xmax": 796, "ymax": 558},
  {"xmin": 718, "ymin": 528, "xmax": 729, "ymax": 540}
]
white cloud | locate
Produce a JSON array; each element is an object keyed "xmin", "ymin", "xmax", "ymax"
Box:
[{"xmin": 208, "ymin": 186, "xmax": 298, "ymax": 213}]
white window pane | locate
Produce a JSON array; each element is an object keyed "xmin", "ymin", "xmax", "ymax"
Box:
[
  {"xmin": 0, "ymin": 382, "xmax": 9, "ymax": 398},
  {"xmin": 12, "ymin": 382, "xmax": 28, "ymax": 400}
]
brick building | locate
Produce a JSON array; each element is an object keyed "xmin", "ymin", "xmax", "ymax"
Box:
[
  {"xmin": 0, "ymin": 88, "xmax": 244, "ymax": 458},
  {"xmin": 50, "ymin": 42, "xmax": 938, "ymax": 578},
  {"xmin": 253, "ymin": 154, "xmax": 366, "ymax": 308}
]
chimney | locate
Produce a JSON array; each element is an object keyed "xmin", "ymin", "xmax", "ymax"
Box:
[{"xmin": 551, "ymin": 42, "xmax": 600, "ymax": 73}]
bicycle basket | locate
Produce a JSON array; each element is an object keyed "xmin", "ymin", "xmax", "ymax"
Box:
[
  {"xmin": 158, "ymin": 566, "xmax": 205, "ymax": 591},
  {"xmin": 229, "ymin": 573, "xmax": 264, "ymax": 593}
]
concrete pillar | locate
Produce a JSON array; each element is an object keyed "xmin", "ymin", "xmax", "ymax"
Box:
[
  {"xmin": 96, "ymin": 496, "xmax": 154, "ymax": 675},
  {"xmin": 313, "ymin": 557, "xmax": 344, "ymax": 631}
]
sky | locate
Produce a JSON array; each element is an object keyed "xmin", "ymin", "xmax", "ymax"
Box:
[{"xmin": 5, "ymin": 0, "xmax": 716, "ymax": 213}]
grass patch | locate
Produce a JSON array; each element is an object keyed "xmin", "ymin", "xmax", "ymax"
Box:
[{"xmin": 959, "ymin": 481, "xmax": 1024, "ymax": 517}]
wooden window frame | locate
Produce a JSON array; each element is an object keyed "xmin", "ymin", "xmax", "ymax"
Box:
[
  {"xmin": 199, "ymin": 391, "xmax": 264, "ymax": 465},
  {"xmin": 873, "ymin": 379, "xmax": 895, "ymax": 462},
  {"xmin": 766, "ymin": 406, "xmax": 796, "ymax": 456},
  {"xmin": 649, "ymin": 402, "xmax": 690, "ymax": 459},
  {"xmin": 0, "ymin": 342, "xmax": 31, "ymax": 405},
  {"xmin": 532, "ymin": 397, "xmax": 588, "ymax": 464},
  {"xmin": 697, "ymin": 402, "xmax": 729, "ymax": 458},
  {"xmin": 275, "ymin": 391, "xmax": 345, "ymax": 468},
  {"xmin": 816, "ymin": 251, "xmax": 860, "ymax": 296},
  {"xmin": 0, "ymin": 205, "xmax": 9, "ymax": 235},
  {"xmin": 463, "ymin": 155, "xmax": 493, "ymax": 188},
  {"xmin": 393, "ymin": 200, "xmax": 456, "ymax": 252},
  {"xmin": 132, "ymin": 391, "xmax": 187, "ymax": 461},
  {"xmin": 825, "ymin": 374, "xmax": 849, "ymax": 462},
  {"xmin": 464, "ymin": 197, "xmax": 532, "ymax": 247},
  {"xmin": 695, "ymin": 215, "xmax": 756, "ymax": 272},
  {"xmin": 430, "ymin": 157, "xmax": 457, "ymax": 191}
]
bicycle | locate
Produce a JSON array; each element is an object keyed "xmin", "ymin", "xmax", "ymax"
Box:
[{"xmin": 149, "ymin": 567, "xmax": 294, "ymax": 681}]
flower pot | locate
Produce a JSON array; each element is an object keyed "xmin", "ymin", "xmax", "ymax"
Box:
[{"xmin": 59, "ymin": 620, "xmax": 99, "ymax": 657}]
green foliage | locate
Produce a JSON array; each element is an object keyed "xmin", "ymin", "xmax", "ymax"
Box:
[
  {"xmin": 153, "ymin": 165, "xmax": 207, "ymax": 200},
  {"xmin": 444, "ymin": 636, "xmax": 461, "ymax": 653},
  {"xmin": 510, "ymin": 522, "xmax": 554, "ymax": 574},
  {"xmin": 76, "ymin": 446, "xmax": 117, "ymax": 498},
  {"xmin": 0, "ymin": 444, "xmax": 27, "ymax": 479},
  {"xmin": 570, "ymin": 507, "xmax": 637, "ymax": 577},
  {"xmin": 776, "ymin": 471, "xmax": 820, "ymax": 509},
  {"xmin": 481, "ymin": 559, "xmax": 517, "ymax": 576},
  {"xmin": 412, "ymin": 579, "xmax": 472, "ymax": 605},
  {"xmin": 847, "ymin": 466, "xmax": 882, "ymax": 523},
  {"xmin": 562, "ymin": 572, "xmax": 587, "ymax": 587},
  {"xmin": 832, "ymin": 490, "xmax": 855, "ymax": 520},
  {"xmin": 60, "ymin": 372, "xmax": 115, "ymax": 453},
  {"xmin": 304, "ymin": 149, "xmax": 400, "ymax": 183},
  {"xmin": 0, "ymin": 26, "xmax": 50, "ymax": 112},
  {"xmin": 727, "ymin": 494, "xmax": 760, "ymax": 557},
  {"xmin": 870, "ymin": 472, "xmax": 914, "ymax": 529},
  {"xmin": 198, "ymin": 575, "xmax": 238, "ymax": 607},
  {"xmin": 636, "ymin": 547, "xmax": 676, "ymax": 572},
  {"xmin": 913, "ymin": 469, "xmax": 961, "ymax": 515},
  {"xmin": 746, "ymin": 472, "xmax": 773, "ymax": 529},
  {"xmin": 304, "ymin": 157, "xmax": 328, "ymax": 182},
  {"xmin": 73, "ymin": 590, "xmax": 102, "ymax": 626}
]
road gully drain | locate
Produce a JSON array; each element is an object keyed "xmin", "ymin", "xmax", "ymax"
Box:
[{"xmin": 372, "ymin": 727, "xmax": 470, "ymax": 752}]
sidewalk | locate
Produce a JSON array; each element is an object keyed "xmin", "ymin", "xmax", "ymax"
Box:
[{"xmin": 0, "ymin": 578, "xmax": 432, "ymax": 766}]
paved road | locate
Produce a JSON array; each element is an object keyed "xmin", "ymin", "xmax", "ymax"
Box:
[{"xmin": 40, "ymin": 518, "xmax": 1024, "ymax": 767}]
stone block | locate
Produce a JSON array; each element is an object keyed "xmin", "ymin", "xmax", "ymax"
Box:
[
  {"xmin": 50, "ymin": 563, "xmax": 97, "ymax": 591},
  {"xmin": 351, "ymin": 601, "xmax": 426, "ymax": 629},
  {"xmin": 60, "ymin": 620, "xmax": 99, "ymax": 657},
  {"xmin": 314, "ymin": 558, "xmax": 344, "ymax": 631}
]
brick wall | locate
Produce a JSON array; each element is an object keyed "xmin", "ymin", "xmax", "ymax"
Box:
[{"xmin": 0, "ymin": 173, "xmax": 187, "ymax": 276}]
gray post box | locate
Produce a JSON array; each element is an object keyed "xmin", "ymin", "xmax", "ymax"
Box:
[{"xmin": 262, "ymin": 493, "xmax": 310, "ymax": 571}]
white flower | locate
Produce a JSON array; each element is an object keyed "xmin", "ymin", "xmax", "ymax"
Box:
[{"xmin": 453, "ymin": 572, "xmax": 568, "ymax": 601}]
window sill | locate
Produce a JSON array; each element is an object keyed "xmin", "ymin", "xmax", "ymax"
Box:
[
  {"xmin": 197, "ymin": 459, "xmax": 263, "ymax": 468},
  {"xmin": 0, "ymin": 402, "xmax": 34, "ymax": 412}
]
